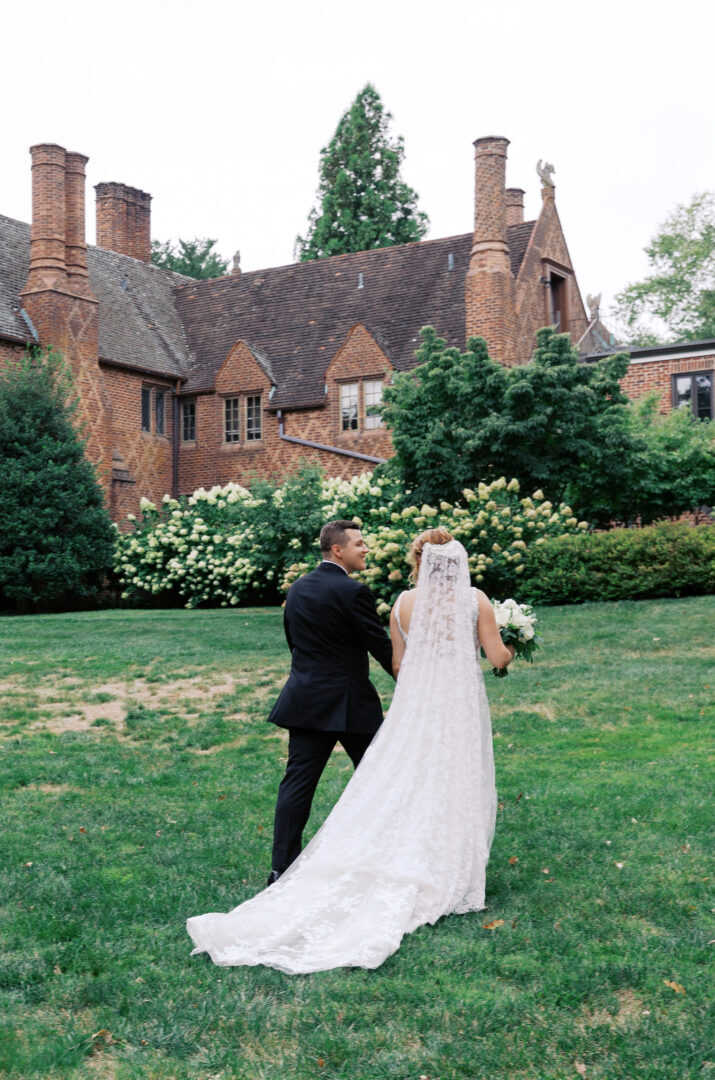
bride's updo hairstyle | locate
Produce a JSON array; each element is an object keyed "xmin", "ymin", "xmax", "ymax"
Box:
[{"xmin": 408, "ymin": 527, "xmax": 454, "ymax": 584}]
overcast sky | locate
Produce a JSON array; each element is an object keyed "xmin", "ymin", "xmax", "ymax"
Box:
[{"xmin": 3, "ymin": 0, "xmax": 712, "ymax": 327}]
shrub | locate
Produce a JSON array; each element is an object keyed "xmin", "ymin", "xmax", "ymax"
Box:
[
  {"xmin": 115, "ymin": 470, "xmax": 587, "ymax": 612},
  {"xmin": 0, "ymin": 348, "xmax": 115, "ymax": 611},
  {"xmin": 517, "ymin": 522, "xmax": 715, "ymax": 605}
]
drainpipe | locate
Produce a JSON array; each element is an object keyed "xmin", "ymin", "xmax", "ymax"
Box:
[
  {"xmin": 172, "ymin": 379, "xmax": 181, "ymax": 498},
  {"xmin": 276, "ymin": 410, "xmax": 387, "ymax": 465}
]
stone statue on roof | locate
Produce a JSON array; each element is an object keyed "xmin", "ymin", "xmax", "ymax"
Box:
[
  {"xmin": 536, "ymin": 159, "xmax": 556, "ymax": 189},
  {"xmin": 586, "ymin": 293, "xmax": 602, "ymax": 320}
]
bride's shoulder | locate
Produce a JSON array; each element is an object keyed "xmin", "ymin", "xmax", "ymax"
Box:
[{"xmin": 392, "ymin": 589, "xmax": 415, "ymax": 613}]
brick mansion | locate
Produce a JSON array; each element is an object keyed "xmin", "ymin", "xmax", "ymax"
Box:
[{"xmin": 0, "ymin": 136, "xmax": 713, "ymax": 521}]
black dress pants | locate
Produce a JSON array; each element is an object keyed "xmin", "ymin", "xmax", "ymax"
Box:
[{"xmin": 271, "ymin": 728, "xmax": 374, "ymax": 874}]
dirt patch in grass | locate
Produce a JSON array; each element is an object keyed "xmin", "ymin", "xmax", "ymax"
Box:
[
  {"xmin": 580, "ymin": 988, "xmax": 645, "ymax": 1030},
  {"xmin": 26, "ymin": 783, "xmax": 79, "ymax": 794},
  {"xmin": 6, "ymin": 673, "xmax": 251, "ymax": 736}
]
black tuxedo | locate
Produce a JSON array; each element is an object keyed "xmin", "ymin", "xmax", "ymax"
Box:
[
  {"xmin": 268, "ymin": 561, "xmax": 393, "ymax": 873},
  {"xmin": 268, "ymin": 561, "xmax": 393, "ymax": 734}
]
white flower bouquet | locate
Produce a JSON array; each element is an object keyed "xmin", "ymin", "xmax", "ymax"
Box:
[{"xmin": 490, "ymin": 598, "xmax": 540, "ymax": 677}]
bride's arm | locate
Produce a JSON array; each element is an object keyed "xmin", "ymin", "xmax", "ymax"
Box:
[
  {"xmin": 389, "ymin": 600, "xmax": 407, "ymax": 677},
  {"xmin": 477, "ymin": 590, "xmax": 515, "ymax": 671}
]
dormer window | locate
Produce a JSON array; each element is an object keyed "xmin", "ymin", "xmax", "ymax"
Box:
[{"xmin": 339, "ymin": 378, "xmax": 384, "ymax": 433}]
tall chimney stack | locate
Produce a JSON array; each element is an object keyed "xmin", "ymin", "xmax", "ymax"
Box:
[
  {"xmin": 464, "ymin": 136, "xmax": 516, "ymax": 365},
  {"xmin": 25, "ymin": 143, "xmax": 68, "ymax": 292},
  {"xmin": 506, "ymin": 187, "xmax": 525, "ymax": 228},
  {"xmin": 95, "ymin": 182, "xmax": 152, "ymax": 262},
  {"xmin": 64, "ymin": 152, "xmax": 91, "ymax": 296},
  {"xmin": 20, "ymin": 143, "xmax": 110, "ymax": 493}
]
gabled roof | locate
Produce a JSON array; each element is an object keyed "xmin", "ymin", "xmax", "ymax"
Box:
[
  {"xmin": 0, "ymin": 213, "xmax": 192, "ymax": 378},
  {"xmin": 175, "ymin": 233, "xmax": 473, "ymax": 408},
  {"xmin": 1, "ymin": 213, "xmax": 536, "ymax": 408}
]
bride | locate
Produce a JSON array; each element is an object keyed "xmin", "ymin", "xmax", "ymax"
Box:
[{"xmin": 186, "ymin": 528, "xmax": 514, "ymax": 973}]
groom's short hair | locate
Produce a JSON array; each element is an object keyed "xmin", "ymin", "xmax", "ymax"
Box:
[{"xmin": 320, "ymin": 520, "xmax": 361, "ymax": 553}]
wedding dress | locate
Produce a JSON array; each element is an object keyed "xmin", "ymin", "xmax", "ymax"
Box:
[{"xmin": 186, "ymin": 540, "xmax": 497, "ymax": 973}]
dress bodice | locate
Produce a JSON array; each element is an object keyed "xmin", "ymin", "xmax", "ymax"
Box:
[{"xmin": 394, "ymin": 587, "xmax": 480, "ymax": 648}]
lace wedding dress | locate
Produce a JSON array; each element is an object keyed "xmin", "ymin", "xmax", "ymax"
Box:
[{"xmin": 186, "ymin": 540, "xmax": 497, "ymax": 973}]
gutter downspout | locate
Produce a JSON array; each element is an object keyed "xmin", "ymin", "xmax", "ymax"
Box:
[
  {"xmin": 172, "ymin": 379, "xmax": 181, "ymax": 498},
  {"xmin": 277, "ymin": 410, "xmax": 387, "ymax": 465},
  {"xmin": 14, "ymin": 307, "xmax": 39, "ymax": 343}
]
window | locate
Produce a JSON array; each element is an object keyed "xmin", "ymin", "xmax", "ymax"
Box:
[
  {"xmin": 341, "ymin": 383, "xmax": 359, "ymax": 431},
  {"xmin": 246, "ymin": 394, "xmax": 262, "ymax": 441},
  {"xmin": 155, "ymin": 390, "xmax": 165, "ymax": 436},
  {"xmin": 548, "ymin": 272, "xmax": 569, "ymax": 332},
  {"xmin": 182, "ymin": 399, "xmax": 196, "ymax": 442},
  {"xmin": 364, "ymin": 379, "xmax": 383, "ymax": 429},
  {"xmin": 141, "ymin": 386, "xmax": 151, "ymax": 432},
  {"xmin": 673, "ymin": 371, "xmax": 713, "ymax": 420},
  {"xmin": 224, "ymin": 397, "xmax": 240, "ymax": 442}
]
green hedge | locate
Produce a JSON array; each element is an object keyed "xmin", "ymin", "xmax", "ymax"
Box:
[{"xmin": 518, "ymin": 523, "xmax": 715, "ymax": 605}]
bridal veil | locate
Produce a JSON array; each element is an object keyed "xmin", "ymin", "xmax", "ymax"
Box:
[{"xmin": 186, "ymin": 540, "xmax": 497, "ymax": 973}]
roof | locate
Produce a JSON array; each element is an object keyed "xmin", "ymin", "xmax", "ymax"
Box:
[
  {"xmin": 0, "ymin": 214, "xmax": 33, "ymax": 342},
  {"xmin": 1, "ymin": 213, "xmax": 535, "ymax": 408},
  {"xmin": 583, "ymin": 337, "xmax": 715, "ymax": 362},
  {"xmin": 175, "ymin": 222, "xmax": 534, "ymax": 409},
  {"xmin": 507, "ymin": 220, "xmax": 535, "ymax": 277},
  {"xmin": 0, "ymin": 213, "xmax": 192, "ymax": 378}
]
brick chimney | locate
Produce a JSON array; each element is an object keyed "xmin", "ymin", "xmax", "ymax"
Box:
[
  {"xmin": 65, "ymin": 152, "xmax": 92, "ymax": 297},
  {"xmin": 24, "ymin": 143, "xmax": 68, "ymax": 293},
  {"xmin": 464, "ymin": 136, "xmax": 516, "ymax": 365},
  {"xmin": 20, "ymin": 143, "xmax": 112, "ymax": 493},
  {"xmin": 506, "ymin": 187, "xmax": 525, "ymax": 228},
  {"xmin": 95, "ymin": 182, "xmax": 152, "ymax": 262}
]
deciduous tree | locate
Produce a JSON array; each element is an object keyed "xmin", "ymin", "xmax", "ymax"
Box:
[{"xmin": 613, "ymin": 192, "xmax": 715, "ymax": 344}]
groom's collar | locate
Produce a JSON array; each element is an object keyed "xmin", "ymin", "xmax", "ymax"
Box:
[{"xmin": 319, "ymin": 559, "xmax": 349, "ymax": 575}]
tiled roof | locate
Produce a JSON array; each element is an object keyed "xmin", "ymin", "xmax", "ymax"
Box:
[
  {"xmin": 90, "ymin": 246, "xmax": 192, "ymax": 378},
  {"xmin": 0, "ymin": 213, "xmax": 192, "ymax": 378},
  {"xmin": 1, "ymin": 213, "xmax": 535, "ymax": 408},
  {"xmin": 507, "ymin": 220, "xmax": 535, "ymax": 277},
  {"xmin": 175, "ymin": 234, "xmax": 471, "ymax": 408},
  {"xmin": 0, "ymin": 215, "xmax": 34, "ymax": 342}
]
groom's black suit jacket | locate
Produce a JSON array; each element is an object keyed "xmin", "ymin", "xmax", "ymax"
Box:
[{"xmin": 267, "ymin": 561, "xmax": 393, "ymax": 735}]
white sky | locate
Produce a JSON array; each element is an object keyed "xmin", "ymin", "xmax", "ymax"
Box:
[{"xmin": 2, "ymin": 0, "xmax": 713, "ymax": 325}]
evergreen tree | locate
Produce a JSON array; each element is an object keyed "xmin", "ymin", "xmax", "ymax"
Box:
[
  {"xmin": 0, "ymin": 349, "xmax": 115, "ymax": 610},
  {"xmin": 151, "ymin": 237, "xmax": 228, "ymax": 279},
  {"xmin": 296, "ymin": 84, "xmax": 429, "ymax": 261}
]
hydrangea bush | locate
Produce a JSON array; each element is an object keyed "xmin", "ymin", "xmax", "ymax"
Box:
[{"xmin": 114, "ymin": 467, "xmax": 587, "ymax": 612}]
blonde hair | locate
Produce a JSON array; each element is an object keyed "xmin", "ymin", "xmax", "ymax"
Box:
[{"xmin": 407, "ymin": 527, "xmax": 454, "ymax": 584}]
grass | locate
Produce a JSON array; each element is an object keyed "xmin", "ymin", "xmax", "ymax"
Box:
[{"xmin": 0, "ymin": 598, "xmax": 712, "ymax": 1079}]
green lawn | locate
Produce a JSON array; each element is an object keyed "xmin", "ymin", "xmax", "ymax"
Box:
[{"xmin": 0, "ymin": 599, "xmax": 712, "ymax": 1080}]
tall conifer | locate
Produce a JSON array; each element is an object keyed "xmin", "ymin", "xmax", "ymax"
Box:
[{"xmin": 296, "ymin": 84, "xmax": 429, "ymax": 261}]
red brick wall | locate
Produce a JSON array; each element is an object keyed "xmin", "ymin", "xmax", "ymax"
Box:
[
  {"xmin": 621, "ymin": 352, "xmax": 715, "ymax": 412},
  {"xmin": 101, "ymin": 365, "xmax": 176, "ymax": 515},
  {"xmin": 176, "ymin": 326, "xmax": 392, "ymax": 495},
  {"xmin": 0, "ymin": 340, "xmax": 26, "ymax": 367}
]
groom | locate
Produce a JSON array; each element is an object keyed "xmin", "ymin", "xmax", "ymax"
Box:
[{"xmin": 266, "ymin": 519, "xmax": 394, "ymax": 883}]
